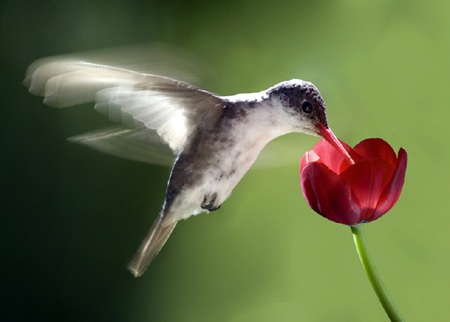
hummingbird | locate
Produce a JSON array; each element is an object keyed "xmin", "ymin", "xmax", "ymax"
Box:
[{"xmin": 24, "ymin": 58, "xmax": 348, "ymax": 277}]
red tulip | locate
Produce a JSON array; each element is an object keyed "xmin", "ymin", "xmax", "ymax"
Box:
[{"xmin": 300, "ymin": 138, "xmax": 407, "ymax": 225}]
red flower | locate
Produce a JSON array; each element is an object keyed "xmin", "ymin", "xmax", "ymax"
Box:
[{"xmin": 299, "ymin": 138, "xmax": 407, "ymax": 226}]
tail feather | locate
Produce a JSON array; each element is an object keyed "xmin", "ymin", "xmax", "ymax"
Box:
[{"xmin": 128, "ymin": 216, "xmax": 177, "ymax": 277}]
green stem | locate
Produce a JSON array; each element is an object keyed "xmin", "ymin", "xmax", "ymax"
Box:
[{"xmin": 351, "ymin": 225, "xmax": 405, "ymax": 322}]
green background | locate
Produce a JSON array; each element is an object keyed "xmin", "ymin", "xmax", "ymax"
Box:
[{"xmin": 1, "ymin": 0, "xmax": 448, "ymax": 321}]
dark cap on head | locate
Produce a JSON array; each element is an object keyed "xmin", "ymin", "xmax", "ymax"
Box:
[{"xmin": 267, "ymin": 79, "xmax": 329, "ymax": 130}]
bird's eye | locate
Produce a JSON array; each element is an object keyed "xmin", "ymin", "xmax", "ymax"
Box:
[{"xmin": 301, "ymin": 101, "xmax": 313, "ymax": 113}]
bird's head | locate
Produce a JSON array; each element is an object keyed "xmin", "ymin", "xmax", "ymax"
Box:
[{"xmin": 267, "ymin": 79, "xmax": 352, "ymax": 163}]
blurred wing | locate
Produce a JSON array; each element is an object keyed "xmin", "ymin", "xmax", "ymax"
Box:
[
  {"xmin": 24, "ymin": 58, "xmax": 225, "ymax": 154},
  {"xmin": 68, "ymin": 127, "xmax": 174, "ymax": 166}
]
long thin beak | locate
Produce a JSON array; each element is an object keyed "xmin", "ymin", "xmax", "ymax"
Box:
[{"xmin": 317, "ymin": 124, "xmax": 355, "ymax": 164}]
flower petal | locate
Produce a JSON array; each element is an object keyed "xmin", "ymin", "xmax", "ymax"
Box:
[
  {"xmin": 373, "ymin": 148, "xmax": 408, "ymax": 219},
  {"xmin": 339, "ymin": 159, "xmax": 395, "ymax": 222},
  {"xmin": 311, "ymin": 139, "xmax": 353, "ymax": 174},
  {"xmin": 300, "ymin": 162, "xmax": 362, "ymax": 225},
  {"xmin": 353, "ymin": 138, "xmax": 398, "ymax": 167},
  {"xmin": 300, "ymin": 150, "xmax": 320, "ymax": 172}
]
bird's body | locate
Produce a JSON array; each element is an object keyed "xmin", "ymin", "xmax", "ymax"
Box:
[
  {"xmin": 25, "ymin": 57, "xmax": 346, "ymax": 277},
  {"xmin": 165, "ymin": 94, "xmax": 309, "ymax": 222}
]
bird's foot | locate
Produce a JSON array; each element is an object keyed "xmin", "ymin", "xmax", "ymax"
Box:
[{"xmin": 201, "ymin": 193, "xmax": 221, "ymax": 211}]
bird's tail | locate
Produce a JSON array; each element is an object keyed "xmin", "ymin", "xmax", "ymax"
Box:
[{"xmin": 128, "ymin": 215, "xmax": 177, "ymax": 277}]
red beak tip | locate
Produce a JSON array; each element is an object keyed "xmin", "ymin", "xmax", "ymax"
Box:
[{"xmin": 317, "ymin": 125, "xmax": 355, "ymax": 165}]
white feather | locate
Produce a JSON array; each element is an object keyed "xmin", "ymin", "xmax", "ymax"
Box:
[{"xmin": 24, "ymin": 58, "xmax": 224, "ymax": 155}]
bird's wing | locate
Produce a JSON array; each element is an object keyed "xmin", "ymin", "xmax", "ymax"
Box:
[
  {"xmin": 24, "ymin": 58, "xmax": 225, "ymax": 154},
  {"xmin": 68, "ymin": 127, "xmax": 174, "ymax": 166}
]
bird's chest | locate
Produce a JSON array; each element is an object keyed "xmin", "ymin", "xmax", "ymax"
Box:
[
  {"xmin": 189, "ymin": 125, "xmax": 261, "ymax": 197},
  {"xmin": 166, "ymin": 116, "xmax": 266, "ymax": 219}
]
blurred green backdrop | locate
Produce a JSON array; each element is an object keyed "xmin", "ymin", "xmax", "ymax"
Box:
[{"xmin": 1, "ymin": 0, "xmax": 449, "ymax": 321}]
